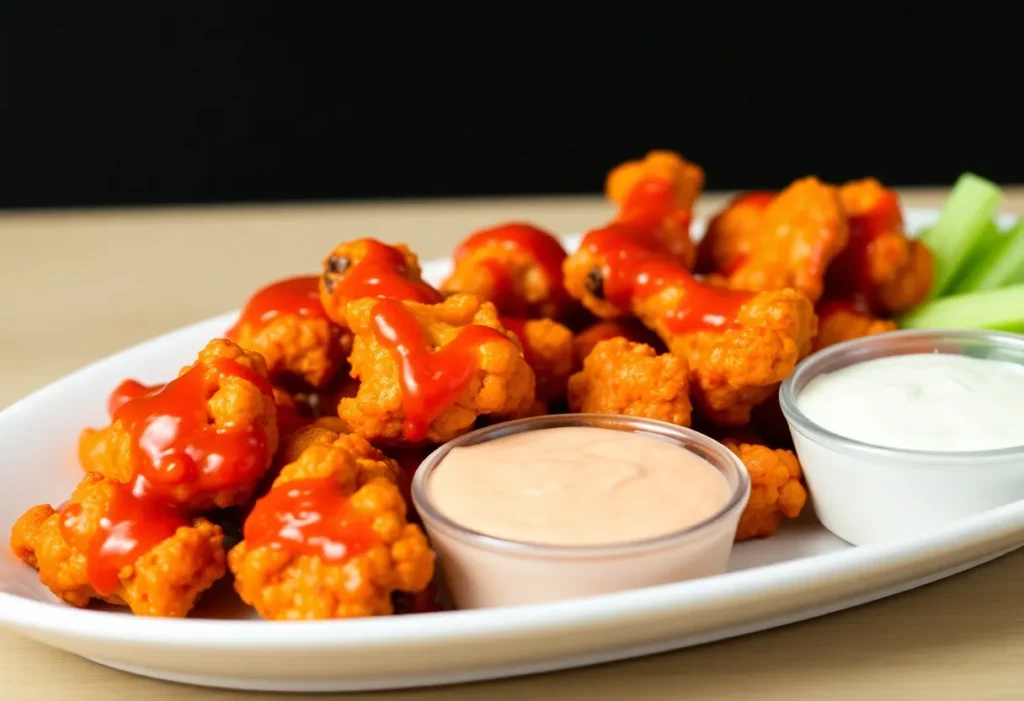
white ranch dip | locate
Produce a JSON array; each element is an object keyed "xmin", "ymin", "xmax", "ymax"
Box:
[{"xmin": 797, "ymin": 353, "xmax": 1024, "ymax": 452}]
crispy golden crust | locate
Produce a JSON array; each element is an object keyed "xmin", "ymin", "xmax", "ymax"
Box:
[
  {"xmin": 642, "ymin": 288, "xmax": 817, "ymax": 427},
  {"xmin": 723, "ymin": 440, "xmax": 808, "ymax": 541},
  {"xmin": 340, "ymin": 294, "xmax": 535, "ymax": 444},
  {"xmin": 228, "ymin": 438, "xmax": 434, "ymax": 620},
  {"xmin": 511, "ymin": 318, "xmax": 574, "ymax": 405},
  {"xmin": 568, "ymin": 338, "xmax": 692, "ymax": 426},
  {"xmin": 441, "ymin": 247, "xmax": 570, "ymax": 321},
  {"xmin": 727, "ymin": 177, "xmax": 849, "ymax": 303},
  {"xmin": 571, "ymin": 318, "xmax": 667, "ymax": 368},
  {"xmin": 9, "ymin": 473, "xmax": 225, "ymax": 616},
  {"xmin": 231, "ymin": 314, "xmax": 348, "ymax": 388},
  {"xmin": 812, "ymin": 304, "xmax": 897, "ymax": 352}
]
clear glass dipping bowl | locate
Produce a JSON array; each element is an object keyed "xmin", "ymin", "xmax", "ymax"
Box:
[
  {"xmin": 412, "ymin": 414, "xmax": 750, "ymax": 610},
  {"xmin": 780, "ymin": 328, "xmax": 1024, "ymax": 546}
]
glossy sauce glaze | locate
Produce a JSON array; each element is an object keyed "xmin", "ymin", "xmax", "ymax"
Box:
[
  {"xmin": 324, "ymin": 239, "xmax": 442, "ymax": 305},
  {"xmin": 243, "ymin": 477, "xmax": 375, "ymax": 562},
  {"xmin": 60, "ymin": 481, "xmax": 189, "ymax": 597},
  {"xmin": 75, "ymin": 357, "xmax": 276, "ymax": 595},
  {"xmin": 370, "ymin": 298, "xmax": 509, "ymax": 441},
  {"xmin": 107, "ymin": 379, "xmax": 164, "ymax": 418},
  {"xmin": 113, "ymin": 357, "xmax": 274, "ymax": 501},
  {"xmin": 454, "ymin": 223, "xmax": 570, "ymax": 313},
  {"xmin": 227, "ymin": 275, "xmax": 331, "ymax": 337},
  {"xmin": 583, "ymin": 222, "xmax": 752, "ymax": 334},
  {"xmin": 827, "ymin": 182, "xmax": 903, "ymax": 309}
]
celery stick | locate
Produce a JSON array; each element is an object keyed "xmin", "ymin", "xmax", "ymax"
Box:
[
  {"xmin": 946, "ymin": 218, "xmax": 1001, "ymax": 291},
  {"xmin": 899, "ymin": 284, "xmax": 1024, "ymax": 331},
  {"xmin": 952, "ymin": 220, "xmax": 1024, "ymax": 293},
  {"xmin": 922, "ymin": 173, "xmax": 1003, "ymax": 297}
]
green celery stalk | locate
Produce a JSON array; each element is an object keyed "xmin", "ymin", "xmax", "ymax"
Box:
[
  {"xmin": 946, "ymin": 218, "xmax": 1001, "ymax": 292},
  {"xmin": 898, "ymin": 284, "xmax": 1024, "ymax": 332},
  {"xmin": 922, "ymin": 173, "xmax": 1003, "ymax": 297},
  {"xmin": 952, "ymin": 219, "xmax": 1024, "ymax": 293}
]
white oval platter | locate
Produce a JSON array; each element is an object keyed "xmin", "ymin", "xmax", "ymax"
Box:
[{"xmin": 0, "ymin": 208, "xmax": 1022, "ymax": 693}]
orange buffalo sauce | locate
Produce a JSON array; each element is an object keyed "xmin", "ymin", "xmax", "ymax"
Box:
[
  {"xmin": 242, "ymin": 477, "xmax": 376, "ymax": 563},
  {"xmin": 370, "ymin": 298, "xmax": 509, "ymax": 441},
  {"xmin": 227, "ymin": 275, "xmax": 330, "ymax": 338},
  {"xmin": 327, "ymin": 239, "xmax": 442, "ymax": 304}
]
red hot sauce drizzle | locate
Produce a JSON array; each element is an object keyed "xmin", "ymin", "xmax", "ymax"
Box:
[
  {"xmin": 76, "ymin": 356, "xmax": 276, "ymax": 596},
  {"xmin": 370, "ymin": 298, "xmax": 510, "ymax": 441},
  {"xmin": 333, "ymin": 239, "xmax": 443, "ymax": 304},
  {"xmin": 227, "ymin": 275, "xmax": 331, "ymax": 338},
  {"xmin": 242, "ymin": 477, "xmax": 376, "ymax": 562},
  {"xmin": 453, "ymin": 223, "xmax": 570, "ymax": 312},
  {"xmin": 826, "ymin": 186, "xmax": 903, "ymax": 310},
  {"xmin": 583, "ymin": 221, "xmax": 753, "ymax": 335},
  {"xmin": 113, "ymin": 357, "xmax": 273, "ymax": 501},
  {"xmin": 107, "ymin": 379, "xmax": 164, "ymax": 418}
]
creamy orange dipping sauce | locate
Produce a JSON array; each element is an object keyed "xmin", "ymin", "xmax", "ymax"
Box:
[{"xmin": 428, "ymin": 426, "xmax": 731, "ymax": 546}]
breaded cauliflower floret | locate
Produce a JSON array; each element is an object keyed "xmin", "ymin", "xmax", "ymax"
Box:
[
  {"xmin": 229, "ymin": 276, "xmax": 349, "ymax": 388},
  {"xmin": 319, "ymin": 238, "xmax": 442, "ymax": 325},
  {"xmin": 9, "ymin": 472, "xmax": 225, "ymax": 616},
  {"xmin": 812, "ymin": 301, "xmax": 897, "ymax": 352},
  {"xmin": 646, "ymin": 289, "xmax": 817, "ymax": 426},
  {"xmin": 606, "ymin": 150, "xmax": 705, "ymax": 271},
  {"xmin": 722, "ymin": 439, "xmax": 808, "ymax": 541},
  {"xmin": 828, "ymin": 178, "xmax": 933, "ymax": 314},
  {"xmin": 228, "ymin": 439, "xmax": 434, "ymax": 620},
  {"xmin": 695, "ymin": 191, "xmax": 774, "ymax": 275},
  {"xmin": 502, "ymin": 317, "xmax": 573, "ymax": 405},
  {"xmin": 727, "ymin": 177, "xmax": 849, "ymax": 304},
  {"xmin": 77, "ymin": 339, "xmax": 279, "ymax": 510},
  {"xmin": 441, "ymin": 223, "xmax": 572, "ymax": 320},
  {"xmin": 341, "ymin": 294, "xmax": 535, "ymax": 444},
  {"xmin": 568, "ymin": 338, "xmax": 692, "ymax": 426}
]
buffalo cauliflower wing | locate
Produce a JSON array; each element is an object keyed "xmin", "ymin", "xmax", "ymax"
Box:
[
  {"xmin": 695, "ymin": 191, "xmax": 774, "ymax": 276},
  {"xmin": 568, "ymin": 338, "xmax": 692, "ymax": 426},
  {"xmin": 441, "ymin": 223, "xmax": 573, "ymax": 320},
  {"xmin": 319, "ymin": 238, "xmax": 442, "ymax": 325},
  {"xmin": 340, "ymin": 294, "xmax": 535, "ymax": 444},
  {"xmin": 228, "ymin": 275, "xmax": 349, "ymax": 388},
  {"xmin": 571, "ymin": 318, "xmax": 667, "ymax": 368},
  {"xmin": 812, "ymin": 300, "xmax": 897, "ymax": 352},
  {"xmin": 501, "ymin": 317, "xmax": 573, "ymax": 406},
  {"xmin": 726, "ymin": 177, "xmax": 849, "ymax": 304},
  {"xmin": 75, "ymin": 339, "xmax": 279, "ymax": 511},
  {"xmin": 227, "ymin": 436, "xmax": 434, "ymax": 620},
  {"xmin": 9, "ymin": 472, "xmax": 225, "ymax": 616},
  {"xmin": 827, "ymin": 178, "xmax": 934, "ymax": 314},
  {"xmin": 723, "ymin": 439, "xmax": 808, "ymax": 541}
]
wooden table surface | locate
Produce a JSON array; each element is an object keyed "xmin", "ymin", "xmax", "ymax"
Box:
[{"xmin": 2, "ymin": 189, "xmax": 1023, "ymax": 700}]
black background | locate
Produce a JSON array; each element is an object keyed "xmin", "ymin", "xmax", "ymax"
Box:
[{"xmin": 3, "ymin": 5, "xmax": 1022, "ymax": 209}]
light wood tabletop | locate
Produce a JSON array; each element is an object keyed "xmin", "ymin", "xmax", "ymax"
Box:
[{"xmin": 1, "ymin": 189, "xmax": 1023, "ymax": 700}]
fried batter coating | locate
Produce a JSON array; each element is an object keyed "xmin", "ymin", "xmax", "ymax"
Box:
[
  {"xmin": 230, "ymin": 310, "xmax": 348, "ymax": 389},
  {"xmin": 9, "ymin": 473, "xmax": 225, "ymax": 616},
  {"xmin": 828, "ymin": 178, "xmax": 933, "ymax": 314},
  {"xmin": 441, "ymin": 223, "xmax": 573, "ymax": 320},
  {"xmin": 502, "ymin": 317, "xmax": 573, "ymax": 405},
  {"xmin": 606, "ymin": 150, "xmax": 705, "ymax": 270},
  {"xmin": 695, "ymin": 191, "xmax": 774, "ymax": 275},
  {"xmin": 727, "ymin": 177, "xmax": 849, "ymax": 303},
  {"xmin": 572, "ymin": 318, "xmax": 666, "ymax": 368},
  {"xmin": 722, "ymin": 439, "xmax": 808, "ymax": 541},
  {"xmin": 228, "ymin": 438, "xmax": 434, "ymax": 620},
  {"xmin": 319, "ymin": 238, "xmax": 442, "ymax": 325},
  {"xmin": 341, "ymin": 294, "xmax": 535, "ymax": 444},
  {"xmin": 568, "ymin": 338, "xmax": 692, "ymax": 426},
  {"xmin": 640, "ymin": 289, "xmax": 817, "ymax": 426},
  {"xmin": 76, "ymin": 340, "xmax": 279, "ymax": 510},
  {"xmin": 812, "ymin": 300, "xmax": 897, "ymax": 352}
]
